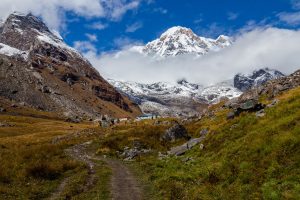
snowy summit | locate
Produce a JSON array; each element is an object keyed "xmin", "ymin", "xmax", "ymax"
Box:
[{"xmin": 131, "ymin": 26, "xmax": 232, "ymax": 58}]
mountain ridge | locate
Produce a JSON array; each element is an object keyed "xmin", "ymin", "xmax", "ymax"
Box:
[
  {"xmin": 0, "ymin": 12, "xmax": 141, "ymax": 118},
  {"xmin": 109, "ymin": 68, "xmax": 285, "ymax": 116}
]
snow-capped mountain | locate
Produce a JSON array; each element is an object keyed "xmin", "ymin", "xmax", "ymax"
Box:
[
  {"xmin": 234, "ymin": 68, "xmax": 285, "ymax": 91},
  {"xmin": 198, "ymin": 81, "xmax": 242, "ymax": 102},
  {"xmin": 0, "ymin": 12, "xmax": 140, "ymax": 118},
  {"xmin": 109, "ymin": 68, "xmax": 285, "ymax": 116},
  {"xmin": 108, "ymin": 79, "xmax": 241, "ymax": 116},
  {"xmin": 131, "ymin": 26, "xmax": 232, "ymax": 58}
]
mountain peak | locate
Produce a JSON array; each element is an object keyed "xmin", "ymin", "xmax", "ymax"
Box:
[
  {"xmin": 161, "ymin": 26, "xmax": 194, "ymax": 37},
  {"xmin": 5, "ymin": 12, "xmax": 51, "ymax": 34},
  {"xmin": 138, "ymin": 26, "xmax": 232, "ymax": 58}
]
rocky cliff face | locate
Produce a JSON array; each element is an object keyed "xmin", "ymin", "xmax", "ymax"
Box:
[
  {"xmin": 238, "ymin": 69, "xmax": 300, "ymax": 102},
  {"xmin": 234, "ymin": 68, "xmax": 285, "ymax": 92},
  {"xmin": 0, "ymin": 12, "xmax": 141, "ymax": 118}
]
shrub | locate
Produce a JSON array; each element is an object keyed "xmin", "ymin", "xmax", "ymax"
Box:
[{"xmin": 26, "ymin": 162, "xmax": 62, "ymax": 180}]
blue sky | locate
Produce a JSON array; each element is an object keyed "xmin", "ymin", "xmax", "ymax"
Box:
[
  {"xmin": 2, "ymin": 0, "xmax": 300, "ymax": 83},
  {"xmin": 62, "ymin": 0, "xmax": 299, "ymax": 52}
]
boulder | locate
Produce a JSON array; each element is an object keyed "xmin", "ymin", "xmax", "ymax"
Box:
[
  {"xmin": 187, "ymin": 138, "xmax": 203, "ymax": 148},
  {"xmin": 227, "ymin": 111, "xmax": 235, "ymax": 120},
  {"xmin": 234, "ymin": 99, "xmax": 265, "ymax": 116},
  {"xmin": 168, "ymin": 137, "xmax": 203, "ymax": 156},
  {"xmin": 168, "ymin": 144, "xmax": 188, "ymax": 156},
  {"xmin": 0, "ymin": 107, "xmax": 6, "ymax": 112},
  {"xmin": 161, "ymin": 123, "xmax": 190, "ymax": 142}
]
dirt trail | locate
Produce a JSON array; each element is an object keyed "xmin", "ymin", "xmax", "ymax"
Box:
[
  {"xmin": 49, "ymin": 141, "xmax": 143, "ymax": 200},
  {"xmin": 93, "ymin": 157, "xmax": 143, "ymax": 200},
  {"xmin": 49, "ymin": 141, "xmax": 96, "ymax": 200}
]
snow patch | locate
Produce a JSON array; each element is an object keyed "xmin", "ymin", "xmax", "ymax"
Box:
[
  {"xmin": 36, "ymin": 31, "xmax": 88, "ymax": 62},
  {"xmin": 0, "ymin": 43, "xmax": 28, "ymax": 60}
]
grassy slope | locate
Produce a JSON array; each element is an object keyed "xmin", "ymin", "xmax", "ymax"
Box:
[
  {"xmin": 0, "ymin": 112, "xmax": 111, "ymax": 200},
  {"xmin": 96, "ymin": 87, "xmax": 300, "ymax": 199}
]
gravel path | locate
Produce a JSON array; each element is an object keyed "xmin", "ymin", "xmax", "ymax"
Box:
[{"xmin": 49, "ymin": 141, "xmax": 143, "ymax": 200}]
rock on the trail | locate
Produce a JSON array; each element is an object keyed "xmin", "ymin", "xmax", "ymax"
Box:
[
  {"xmin": 121, "ymin": 146, "xmax": 151, "ymax": 161},
  {"xmin": 161, "ymin": 123, "xmax": 190, "ymax": 142}
]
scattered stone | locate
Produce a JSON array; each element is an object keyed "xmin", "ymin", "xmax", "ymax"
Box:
[
  {"xmin": 200, "ymin": 129, "xmax": 209, "ymax": 136},
  {"xmin": 132, "ymin": 140, "xmax": 145, "ymax": 150},
  {"xmin": 19, "ymin": 102, "xmax": 26, "ymax": 106},
  {"xmin": 230, "ymin": 124, "xmax": 238, "ymax": 130},
  {"xmin": 181, "ymin": 157, "xmax": 193, "ymax": 163},
  {"xmin": 65, "ymin": 117, "xmax": 81, "ymax": 123},
  {"xmin": 121, "ymin": 146, "xmax": 151, "ymax": 161},
  {"xmin": 41, "ymin": 86, "xmax": 51, "ymax": 93},
  {"xmin": 227, "ymin": 111, "xmax": 235, "ymax": 120},
  {"xmin": 158, "ymin": 152, "xmax": 168, "ymax": 160},
  {"xmin": 161, "ymin": 123, "xmax": 190, "ymax": 142},
  {"xmin": 11, "ymin": 104, "xmax": 17, "ymax": 108},
  {"xmin": 200, "ymin": 144, "xmax": 204, "ymax": 150},
  {"xmin": 256, "ymin": 109, "xmax": 266, "ymax": 117},
  {"xmin": 0, "ymin": 121, "xmax": 14, "ymax": 127},
  {"xmin": 267, "ymin": 99, "xmax": 279, "ymax": 108},
  {"xmin": 154, "ymin": 120, "xmax": 161, "ymax": 125}
]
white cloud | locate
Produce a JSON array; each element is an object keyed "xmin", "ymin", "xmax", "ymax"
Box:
[
  {"xmin": 193, "ymin": 18, "xmax": 203, "ymax": 24},
  {"xmin": 0, "ymin": 0, "xmax": 141, "ymax": 30},
  {"xmin": 85, "ymin": 33, "xmax": 98, "ymax": 42},
  {"xmin": 227, "ymin": 12, "xmax": 239, "ymax": 21},
  {"xmin": 196, "ymin": 23, "xmax": 230, "ymax": 38},
  {"xmin": 105, "ymin": 0, "xmax": 140, "ymax": 21},
  {"xmin": 153, "ymin": 7, "xmax": 168, "ymax": 14},
  {"xmin": 87, "ymin": 22, "xmax": 108, "ymax": 30},
  {"xmin": 278, "ymin": 11, "xmax": 300, "ymax": 26},
  {"xmin": 80, "ymin": 28, "xmax": 300, "ymax": 85},
  {"xmin": 73, "ymin": 40, "xmax": 97, "ymax": 53},
  {"xmin": 125, "ymin": 21, "xmax": 143, "ymax": 32},
  {"xmin": 113, "ymin": 36, "xmax": 143, "ymax": 49},
  {"xmin": 277, "ymin": 0, "xmax": 300, "ymax": 26}
]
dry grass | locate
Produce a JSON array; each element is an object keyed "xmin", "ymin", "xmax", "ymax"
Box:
[{"xmin": 0, "ymin": 112, "xmax": 98, "ymax": 199}]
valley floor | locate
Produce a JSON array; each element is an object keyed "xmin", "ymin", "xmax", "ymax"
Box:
[{"xmin": 1, "ymin": 86, "xmax": 300, "ymax": 199}]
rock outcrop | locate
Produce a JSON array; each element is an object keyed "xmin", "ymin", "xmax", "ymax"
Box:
[
  {"xmin": 234, "ymin": 68, "xmax": 284, "ymax": 92},
  {"xmin": 161, "ymin": 123, "xmax": 190, "ymax": 142}
]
